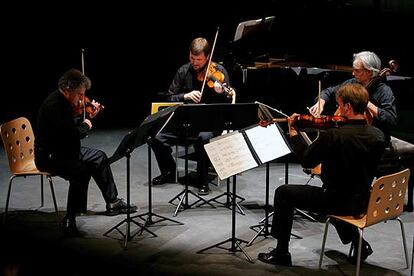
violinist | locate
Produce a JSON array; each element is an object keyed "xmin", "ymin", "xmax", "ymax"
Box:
[
  {"xmin": 308, "ymin": 51, "xmax": 413, "ymax": 212},
  {"xmin": 258, "ymin": 83, "xmax": 386, "ymax": 267},
  {"xmin": 150, "ymin": 37, "xmax": 234, "ymax": 195},
  {"xmin": 34, "ymin": 68, "xmax": 137, "ymax": 237}
]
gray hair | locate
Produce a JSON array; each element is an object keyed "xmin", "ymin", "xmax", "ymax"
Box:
[{"xmin": 353, "ymin": 51, "xmax": 382, "ymax": 77}]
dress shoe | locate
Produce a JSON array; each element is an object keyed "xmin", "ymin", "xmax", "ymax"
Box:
[
  {"xmin": 106, "ymin": 198, "xmax": 138, "ymax": 216},
  {"xmin": 197, "ymin": 185, "xmax": 210, "ymax": 196},
  {"xmin": 152, "ymin": 171, "xmax": 176, "ymax": 185},
  {"xmin": 348, "ymin": 239, "xmax": 373, "ymax": 264},
  {"xmin": 61, "ymin": 216, "xmax": 84, "ymax": 238},
  {"xmin": 257, "ymin": 249, "xmax": 292, "ymax": 267}
]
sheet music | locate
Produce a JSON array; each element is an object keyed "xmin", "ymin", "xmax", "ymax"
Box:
[
  {"xmin": 204, "ymin": 131, "xmax": 257, "ymax": 180},
  {"xmin": 244, "ymin": 124, "xmax": 291, "ymax": 164}
]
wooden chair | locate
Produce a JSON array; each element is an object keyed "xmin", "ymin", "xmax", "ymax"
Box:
[
  {"xmin": 319, "ymin": 168, "xmax": 410, "ymax": 276},
  {"xmin": 0, "ymin": 117, "xmax": 59, "ymax": 226}
]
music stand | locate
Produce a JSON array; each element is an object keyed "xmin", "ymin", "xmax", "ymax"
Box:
[
  {"xmin": 197, "ymin": 126, "xmax": 246, "ymax": 215},
  {"xmin": 198, "ymin": 121, "xmax": 291, "ymax": 262},
  {"xmin": 104, "ymin": 105, "xmax": 179, "ymax": 248},
  {"xmin": 197, "ymin": 175, "xmax": 252, "ymax": 262},
  {"xmin": 163, "ymin": 103, "xmax": 259, "ymax": 216},
  {"xmin": 230, "ymin": 16, "xmax": 275, "ymax": 68}
]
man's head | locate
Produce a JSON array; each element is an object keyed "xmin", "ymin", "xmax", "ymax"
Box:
[
  {"xmin": 189, "ymin": 37, "xmax": 211, "ymax": 72},
  {"xmin": 352, "ymin": 51, "xmax": 381, "ymax": 85},
  {"xmin": 336, "ymin": 83, "xmax": 369, "ymax": 116},
  {"xmin": 58, "ymin": 69, "xmax": 91, "ymax": 107}
]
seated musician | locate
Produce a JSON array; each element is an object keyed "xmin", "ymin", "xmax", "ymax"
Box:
[
  {"xmin": 149, "ymin": 37, "xmax": 234, "ymax": 195},
  {"xmin": 258, "ymin": 83, "xmax": 386, "ymax": 266},
  {"xmin": 35, "ymin": 69, "xmax": 137, "ymax": 237},
  {"xmin": 309, "ymin": 50, "xmax": 413, "ymax": 212}
]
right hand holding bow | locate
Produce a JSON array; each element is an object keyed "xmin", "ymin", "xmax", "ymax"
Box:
[{"xmin": 184, "ymin": 90, "xmax": 202, "ymax": 103}]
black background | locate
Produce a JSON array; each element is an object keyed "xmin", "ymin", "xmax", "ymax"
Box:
[{"xmin": 2, "ymin": 1, "xmax": 414, "ymax": 137}]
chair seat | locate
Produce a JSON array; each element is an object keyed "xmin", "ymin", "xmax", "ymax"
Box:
[{"xmin": 329, "ymin": 214, "xmax": 368, "ymax": 230}]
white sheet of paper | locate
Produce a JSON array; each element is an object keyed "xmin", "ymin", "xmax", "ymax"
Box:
[
  {"xmin": 244, "ymin": 124, "xmax": 291, "ymax": 164},
  {"xmin": 204, "ymin": 131, "xmax": 257, "ymax": 180}
]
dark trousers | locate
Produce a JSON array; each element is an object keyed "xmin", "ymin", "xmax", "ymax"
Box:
[
  {"xmin": 36, "ymin": 147, "xmax": 118, "ymax": 218},
  {"xmin": 150, "ymin": 131, "xmax": 219, "ymax": 186},
  {"xmin": 271, "ymin": 184, "xmax": 362, "ymax": 254}
]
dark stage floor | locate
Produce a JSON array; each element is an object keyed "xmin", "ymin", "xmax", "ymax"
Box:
[{"xmin": 0, "ymin": 128, "xmax": 413, "ymax": 276}]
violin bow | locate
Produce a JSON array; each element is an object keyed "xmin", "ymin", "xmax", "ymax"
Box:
[
  {"xmin": 200, "ymin": 27, "xmax": 219, "ymax": 98},
  {"xmin": 81, "ymin": 48, "xmax": 87, "ymax": 120}
]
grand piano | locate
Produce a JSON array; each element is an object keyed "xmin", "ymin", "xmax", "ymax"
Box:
[{"xmin": 223, "ymin": 16, "xmax": 414, "ymax": 143}]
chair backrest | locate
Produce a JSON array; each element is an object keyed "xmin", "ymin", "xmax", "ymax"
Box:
[
  {"xmin": 0, "ymin": 117, "xmax": 37, "ymax": 174},
  {"xmin": 365, "ymin": 168, "xmax": 410, "ymax": 227}
]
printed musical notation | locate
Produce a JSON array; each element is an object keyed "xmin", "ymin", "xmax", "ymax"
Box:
[{"xmin": 204, "ymin": 124, "xmax": 291, "ymax": 180}]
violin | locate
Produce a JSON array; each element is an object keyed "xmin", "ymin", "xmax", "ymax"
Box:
[
  {"xmin": 73, "ymin": 96, "xmax": 104, "ymax": 119},
  {"xmin": 259, "ymin": 114, "xmax": 347, "ymax": 130}
]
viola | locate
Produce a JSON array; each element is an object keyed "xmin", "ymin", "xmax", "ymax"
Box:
[
  {"xmin": 259, "ymin": 114, "xmax": 347, "ymax": 130},
  {"xmin": 197, "ymin": 62, "xmax": 223, "ymax": 87},
  {"xmin": 197, "ymin": 62, "xmax": 234, "ymax": 97}
]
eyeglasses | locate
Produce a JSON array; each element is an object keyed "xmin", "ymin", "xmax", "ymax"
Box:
[{"xmin": 352, "ymin": 68, "xmax": 367, "ymax": 74}]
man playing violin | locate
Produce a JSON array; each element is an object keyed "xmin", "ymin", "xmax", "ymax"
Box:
[
  {"xmin": 150, "ymin": 37, "xmax": 234, "ymax": 195},
  {"xmin": 35, "ymin": 69, "xmax": 137, "ymax": 237},
  {"xmin": 258, "ymin": 83, "xmax": 386, "ymax": 266},
  {"xmin": 309, "ymin": 50, "xmax": 413, "ymax": 212}
]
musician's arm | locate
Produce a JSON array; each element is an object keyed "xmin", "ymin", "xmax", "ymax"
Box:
[{"xmin": 371, "ymin": 85, "xmax": 398, "ymax": 128}]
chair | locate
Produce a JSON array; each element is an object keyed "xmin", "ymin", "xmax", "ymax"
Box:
[
  {"xmin": 0, "ymin": 117, "xmax": 59, "ymax": 226},
  {"xmin": 318, "ymin": 168, "xmax": 410, "ymax": 276}
]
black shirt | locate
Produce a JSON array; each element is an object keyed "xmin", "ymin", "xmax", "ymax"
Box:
[
  {"xmin": 291, "ymin": 119, "xmax": 386, "ymax": 212},
  {"xmin": 163, "ymin": 62, "xmax": 232, "ymax": 104},
  {"xmin": 35, "ymin": 90, "xmax": 89, "ymax": 165}
]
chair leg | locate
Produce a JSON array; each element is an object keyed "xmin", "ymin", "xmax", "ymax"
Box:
[
  {"xmin": 3, "ymin": 176, "xmax": 16, "ymax": 225},
  {"xmin": 47, "ymin": 176, "xmax": 60, "ymax": 227},
  {"xmin": 355, "ymin": 229, "xmax": 363, "ymax": 276},
  {"xmin": 40, "ymin": 175, "xmax": 44, "ymax": 208},
  {"xmin": 319, "ymin": 217, "xmax": 331, "ymax": 269},
  {"xmin": 396, "ymin": 217, "xmax": 410, "ymax": 268}
]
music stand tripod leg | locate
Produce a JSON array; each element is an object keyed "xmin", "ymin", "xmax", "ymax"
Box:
[
  {"xmin": 168, "ymin": 130, "xmax": 215, "ymax": 216},
  {"xmin": 197, "ymin": 175, "xmax": 252, "ymax": 262},
  {"xmin": 103, "ymin": 152, "xmax": 156, "ymax": 248},
  {"xmin": 133, "ymin": 141, "xmax": 184, "ymax": 227},
  {"xmin": 197, "ymin": 178, "xmax": 245, "ymax": 215}
]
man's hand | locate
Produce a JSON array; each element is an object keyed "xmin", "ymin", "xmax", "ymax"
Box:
[
  {"xmin": 288, "ymin": 113, "xmax": 299, "ymax": 137},
  {"xmin": 84, "ymin": 118, "xmax": 92, "ymax": 129},
  {"xmin": 184, "ymin": 90, "xmax": 202, "ymax": 103},
  {"xmin": 309, "ymin": 99, "xmax": 326, "ymax": 117}
]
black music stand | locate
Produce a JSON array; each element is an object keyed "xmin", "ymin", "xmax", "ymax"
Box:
[
  {"xmin": 163, "ymin": 103, "xmax": 259, "ymax": 217},
  {"xmin": 197, "ymin": 126, "xmax": 246, "ymax": 215},
  {"xmin": 104, "ymin": 106, "xmax": 178, "ymax": 248},
  {"xmin": 198, "ymin": 122, "xmax": 291, "ymax": 262},
  {"xmin": 197, "ymin": 175, "xmax": 252, "ymax": 262}
]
